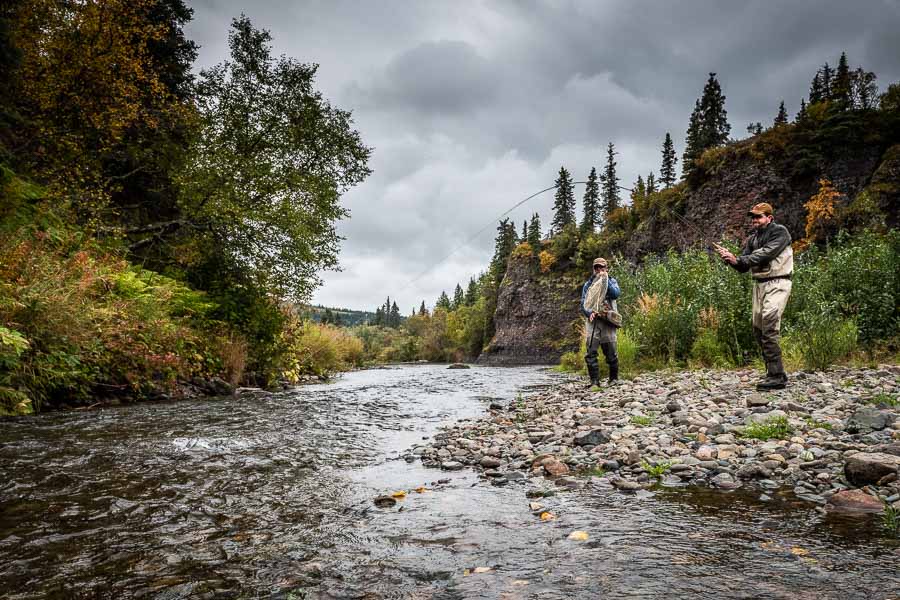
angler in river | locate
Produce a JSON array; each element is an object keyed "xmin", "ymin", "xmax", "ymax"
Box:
[
  {"xmin": 581, "ymin": 257, "xmax": 622, "ymax": 387},
  {"xmin": 714, "ymin": 202, "xmax": 794, "ymax": 390}
]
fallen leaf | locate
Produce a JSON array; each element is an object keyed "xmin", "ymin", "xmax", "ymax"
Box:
[
  {"xmin": 463, "ymin": 569, "xmax": 471, "ymax": 576},
  {"xmin": 540, "ymin": 511, "xmax": 556, "ymax": 521},
  {"xmin": 414, "ymin": 486, "xmax": 428, "ymax": 494},
  {"xmin": 790, "ymin": 547, "xmax": 809, "ymax": 556},
  {"xmin": 391, "ymin": 490, "xmax": 407, "ymax": 498},
  {"xmin": 473, "ymin": 566, "xmax": 492, "ymax": 574},
  {"xmin": 567, "ymin": 530, "xmax": 589, "ymax": 541}
]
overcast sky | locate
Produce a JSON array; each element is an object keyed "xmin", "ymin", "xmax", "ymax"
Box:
[{"xmin": 184, "ymin": 0, "xmax": 900, "ymax": 312}]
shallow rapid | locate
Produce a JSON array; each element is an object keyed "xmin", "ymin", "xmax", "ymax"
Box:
[{"xmin": 1, "ymin": 365, "xmax": 897, "ymax": 599}]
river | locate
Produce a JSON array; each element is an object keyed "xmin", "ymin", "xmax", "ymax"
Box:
[{"xmin": 1, "ymin": 365, "xmax": 897, "ymax": 599}]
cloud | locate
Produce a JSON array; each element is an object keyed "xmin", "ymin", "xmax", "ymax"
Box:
[{"xmin": 183, "ymin": 0, "xmax": 900, "ymax": 311}]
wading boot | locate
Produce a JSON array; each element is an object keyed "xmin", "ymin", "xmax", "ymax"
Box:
[
  {"xmin": 586, "ymin": 364, "xmax": 601, "ymax": 389},
  {"xmin": 608, "ymin": 361, "xmax": 620, "ymax": 385},
  {"xmin": 755, "ymin": 359, "xmax": 787, "ymax": 390}
]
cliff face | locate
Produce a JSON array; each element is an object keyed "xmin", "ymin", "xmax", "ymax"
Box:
[
  {"xmin": 477, "ymin": 253, "xmax": 583, "ymax": 366},
  {"xmin": 479, "ymin": 141, "xmax": 899, "ymax": 366}
]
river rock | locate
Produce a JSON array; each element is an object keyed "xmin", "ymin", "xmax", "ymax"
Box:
[
  {"xmin": 826, "ymin": 490, "xmax": 885, "ymax": 513},
  {"xmin": 480, "ymin": 456, "xmax": 502, "ymax": 468},
  {"xmin": 441, "ymin": 460, "xmax": 464, "ymax": 471},
  {"xmin": 843, "ymin": 452, "xmax": 900, "ymax": 486},
  {"xmin": 574, "ymin": 429, "xmax": 610, "ymax": 446},
  {"xmin": 845, "ymin": 407, "xmax": 895, "ymax": 433},
  {"xmin": 543, "ymin": 459, "xmax": 570, "ymax": 477},
  {"xmin": 447, "ymin": 363, "xmax": 471, "ymax": 369}
]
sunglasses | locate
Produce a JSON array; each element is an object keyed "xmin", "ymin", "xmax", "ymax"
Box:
[{"xmin": 593, "ymin": 265, "xmax": 607, "ymax": 270}]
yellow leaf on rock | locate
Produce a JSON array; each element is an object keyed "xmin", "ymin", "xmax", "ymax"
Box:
[
  {"xmin": 567, "ymin": 530, "xmax": 589, "ymax": 541},
  {"xmin": 414, "ymin": 486, "xmax": 428, "ymax": 494},
  {"xmin": 540, "ymin": 511, "xmax": 556, "ymax": 521},
  {"xmin": 790, "ymin": 547, "xmax": 809, "ymax": 556},
  {"xmin": 391, "ymin": 490, "xmax": 407, "ymax": 498},
  {"xmin": 473, "ymin": 566, "xmax": 492, "ymax": 574}
]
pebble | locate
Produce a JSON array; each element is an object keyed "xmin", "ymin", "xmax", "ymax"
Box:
[{"xmin": 413, "ymin": 366, "xmax": 900, "ymax": 502}]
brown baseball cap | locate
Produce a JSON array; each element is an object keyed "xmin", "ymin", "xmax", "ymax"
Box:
[
  {"xmin": 592, "ymin": 257, "xmax": 608, "ymax": 268},
  {"xmin": 748, "ymin": 202, "xmax": 773, "ymax": 217}
]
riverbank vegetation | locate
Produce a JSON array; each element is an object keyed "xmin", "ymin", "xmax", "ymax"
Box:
[{"xmin": 0, "ymin": 3, "xmax": 370, "ymax": 414}]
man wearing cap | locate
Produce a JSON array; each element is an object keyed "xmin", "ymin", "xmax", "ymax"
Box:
[
  {"xmin": 581, "ymin": 257, "xmax": 621, "ymax": 387},
  {"xmin": 714, "ymin": 202, "xmax": 793, "ymax": 390}
]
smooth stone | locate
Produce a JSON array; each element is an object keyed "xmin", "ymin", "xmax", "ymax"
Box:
[
  {"xmin": 826, "ymin": 489, "xmax": 885, "ymax": 513},
  {"xmin": 574, "ymin": 429, "xmax": 610, "ymax": 446},
  {"xmin": 441, "ymin": 461, "xmax": 464, "ymax": 471},
  {"xmin": 843, "ymin": 452, "xmax": 900, "ymax": 486},
  {"xmin": 480, "ymin": 456, "xmax": 502, "ymax": 469}
]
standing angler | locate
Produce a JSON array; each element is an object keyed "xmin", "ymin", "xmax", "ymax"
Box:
[
  {"xmin": 714, "ymin": 202, "xmax": 793, "ymax": 390},
  {"xmin": 582, "ymin": 257, "xmax": 621, "ymax": 387}
]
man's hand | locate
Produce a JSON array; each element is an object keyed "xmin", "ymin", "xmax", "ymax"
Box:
[
  {"xmin": 713, "ymin": 242, "xmax": 737, "ymax": 266},
  {"xmin": 589, "ymin": 311, "xmax": 597, "ymax": 322}
]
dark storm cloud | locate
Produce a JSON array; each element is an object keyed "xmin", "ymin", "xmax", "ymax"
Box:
[{"xmin": 184, "ymin": 0, "xmax": 900, "ymax": 310}]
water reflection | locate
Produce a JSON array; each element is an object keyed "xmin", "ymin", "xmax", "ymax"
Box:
[{"xmin": 0, "ymin": 364, "xmax": 897, "ymax": 599}]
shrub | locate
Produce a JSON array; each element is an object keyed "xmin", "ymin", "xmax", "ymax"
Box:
[
  {"xmin": 740, "ymin": 415, "xmax": 793, "ymax": 441},
  {"xmin": 783, "ymin": 313, "xmax": 858, "ymax": 371},
  {"xmin": 538, "ymin": 250, "xmax": 556, "ymax": 273}
]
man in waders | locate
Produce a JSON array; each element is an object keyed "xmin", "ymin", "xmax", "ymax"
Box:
[
  {"xmin": 714, "ymin": 202, "xmax": 793, "ymax": 390},
  {"xmin": 581, "ymin": 257, "xmax": 621, "ymax": 387}
]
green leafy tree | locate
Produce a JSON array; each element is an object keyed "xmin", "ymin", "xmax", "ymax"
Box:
[
  {"xmin": 177, "ymin": 16, "xmax": 372, "ymax": 301},
  {"xmin": 660, "ymin": 132, "xmax": 677, "ymax": 188},
  {"xmin": 580, "ymin": 166, "xmax": 601, "ymax": 234},
  {"xmin": 774, "ymin": 100, "xmax": 788, "ymax": 126},
  {"xmin": 601, "ymin": 142, "xmax": 620, "ymax": 217},
  {"xmin": 851, "ymin": 67, "xmax": 878, "ymax": 110},
  {"xmin": 550, "ymin": 167, "xmax": 576, "ymax": 234}
]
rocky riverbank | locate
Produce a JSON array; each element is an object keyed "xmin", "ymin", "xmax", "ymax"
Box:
[{"xmin": 412, "ymin": 366, "xmax": 900, "ymax": 514}]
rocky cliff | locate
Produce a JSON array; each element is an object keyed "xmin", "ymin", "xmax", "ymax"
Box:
[{"xmin": 479, "ymin": 137, "xmax": 900, "ymax": 366}]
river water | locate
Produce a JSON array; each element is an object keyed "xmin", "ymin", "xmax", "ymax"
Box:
[{"xmin": 1, "ymin": 365, "xmax": 898, "ymax": 599}]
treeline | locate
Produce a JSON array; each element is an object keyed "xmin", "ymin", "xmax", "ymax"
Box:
[
  {"xmin": 358, "ymin": 52, "xmax": 899, "ymax": 367},
  {"xmin": 0, "ymin": 2, "xmax": 371, "ymax": 413}
]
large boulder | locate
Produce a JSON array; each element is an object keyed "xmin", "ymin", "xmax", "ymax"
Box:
[
  {"xmin": 574, "ymin": 429, "xmax": 610, "ymax": 446},
  {"xmin": 844, "ymin": 407, "xmax": 895, "ymax": 433},
  {"xmin": 843, "ymin": 452, "xmax": 900, "ymax": 486},
  {"xmin": 826, "ymin": 490, "xmax": 885, "ymax": 514}
]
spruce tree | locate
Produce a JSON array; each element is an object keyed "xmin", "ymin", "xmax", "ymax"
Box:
[
  {"xmin": 646, "ymin": 171, "xmax": 657, "ymax": 195},
  {"xmin": 374, "ymin": 306, "xmax": 384, "ymax": 326},
  {"xmin": 796, "ymin": 98, "xmax": 808, "ymax": 123},
  {"xmin": 601, "ymin": 143, "xmax": 620, "ymax": 216},
  {"xmin": 698, "ymin": 72, "xmax": 730, "ymax": 147},
  {"xmin": 682, "ymin": 99, "xmax": 703, "ymax": 177},
  {"xmin": 809, "ymin": 71, "xmax": 824, "ymax": 104},
  {"xmin": 436, "ymin": 291, "xmax": 451, "ymax": 311},
  {"xmin": 833, "ymin": 52, "xmax": 851, "ymax": 108},
  {"xmin": 550, "ymin": 167, "xmax": 576, "ymax": 234},
  {"xmin": 389, "ymin": 301, "xmax": 400, "ymax": 327},
  {"xmin": 490, "ymin": 218, "xmax": 518, "ymax": 284},
  {"xmin": 580, "ymin": 166, "xmax": 601, "ymax": 234},
  {"xmin": 464, "ymin": 278, "xmax": 478, "ymax": 306},
  {"xmin": 821, "ymin": 62, "xmax": 833, "ymax": 99},
  {"xmin": 418, "ymin": 300, "xmax": 427, "ymax": 316},
  {"xmin": 631, "ymin": 175, "xmax": 646, "ymax": 207},
  {"xmin": 774, "ymin": 100, "xmax": 788, "ymax": 126},
  {"xmin": 527, "ymin": 213, "xmax": 542, "ymax": 251},
  {"xmin": 660, "ymin": 132, "xmax": 677, "ymax": 188},
  {"xmin": 452, "ymin": 284, "xmax": 464, "ymax": 309},
  {"xmin": 521, "ymin": 220, "xmax": 528, "ymax": 240}
]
